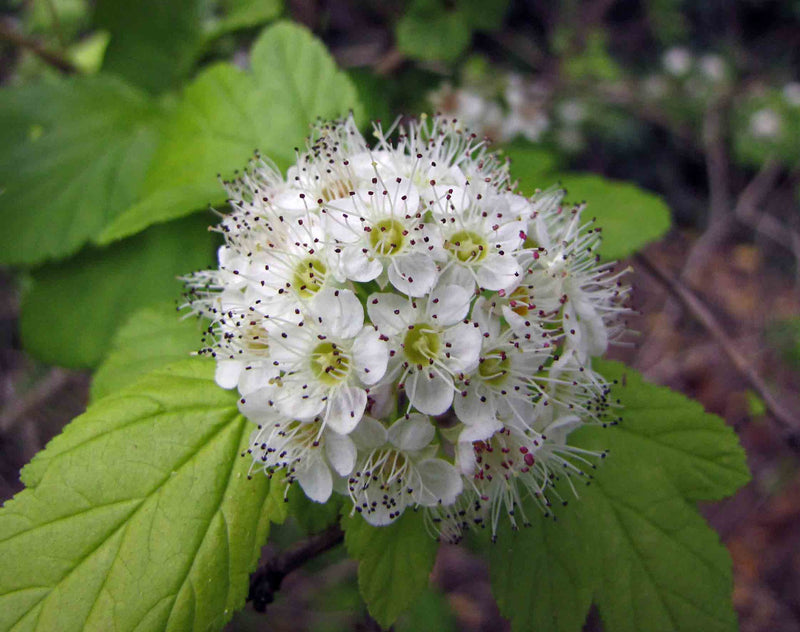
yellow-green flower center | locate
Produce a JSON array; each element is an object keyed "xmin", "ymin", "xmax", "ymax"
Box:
[
  {"xmin": 310, "ymin": 342, "xmax": 350, "ymax": 386},
  {"xmin": 478, "ymin": 351, "xmax": 511, "ymax": 386},
  {"xmin": 403, "ymin": 325, "xmax": 441, "ymax": 365},
  {"xmin": 445, "ymin": 230, "xmax": 488, "ymax": 263},
  {"xmin": 292, "ymin": 257, "xmax": 327, "ymax": 298},
  {"xmin": 508, "ymin": 285, "xmax": 531, "ymax": 317},
  {"xmin": 369, "ymin": 219, "xmax": 406, "ymax": 256}
]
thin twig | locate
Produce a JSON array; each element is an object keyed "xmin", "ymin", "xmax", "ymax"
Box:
[
  {"xmin": 635, "ymin": 252, "xmax": 800, "ymax": 451},
  {"xmin": 0, "ymin": 368, "xmax": 74, "ymax": 433},
  {"xmin": 0, "ymin": 18, "xmax": 77, "ymax": 74},
  {"xmin": 733, "ymin": 158, "xmax": 800, "ymax": 251},
  {"xmin": 681, "ymin": 104, "xmax": 732, "ymax": 280},
  {"xmin": 248, "ymin": 523, "xmax": 345, "ymax": 612}
]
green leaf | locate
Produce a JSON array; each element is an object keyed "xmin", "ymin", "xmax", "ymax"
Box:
[
  {"xmin": 91, "ymin": 302, "xmax": 206, "ymax": 401},
  {"xmin": 486, "ymin": 364, "xmax": 748, "ymax": 632},
  {"xmin": 94, "ymin": 0, "xmax": 204, "ymax": 94},
  {"xmin": 458, "ymin": 0, "xmax": 509, "ymax": 30},
  {"xmin": 578, "ymin": 444, "xmax": 739, "ymax": 632},
  {"xmin": 288, "ymin": 485, "xmax": 344, "ymax": 536},
  {"xmin": 504, "ymin": 141, "xmax": 562, "ymax": 193},
  {"xmin": 576, "ymin": 365, "xmax": 748, "ymax": 631},
  {"xmin": 20, "ymin": 213, "xmax": 218, "ymax": 369},
  {"xmin": 507, "ymin": 152, "xmax": 671, "ymax": 260},
  {"xmin": 0, "ymin": 75, "xmax": 162, "ymax": 265},
  {"xmin": 396, "ymin": 0, "xmax": 472, "ymax": 63},
  {"xmin": 594, "ymin": 361, "xmax": 751, "ymax": 501},
  {"xmin": 205, "ymin": 0, "xmax": 283, "ymax": 39},
  {"xmin": 98, "ymin": 21, "xmax": 362, "ymax": 244},
  {"xmin": 395, "ymin": 586, "xmax": 457, "ymax": 632},
  {"xmin": 2, "ymin": 359, "xmax": 282, "ymax": 632},
  {"xmin": 488, "ymin": 493, "xmax": 594, "ymax": 632},
  {"xmin": 343, "ymin": 510, "xmax": 439, "ymax": 628},
  {"xmin": 557, "ymin": 174, "xmax": 671, "ymax": 260},
  {"xmin": 347, "ymin": 69, "xmax": 393, "ymax": 125}
]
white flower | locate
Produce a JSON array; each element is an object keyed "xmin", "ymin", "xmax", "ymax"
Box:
[
  {"xmin": 750, "ymin": 108, "xmax": 782, "ymax": 139},
  {"xmin": 699, "ymin": 54, "xmax": 726, "ymax": 83},
  {"xmin": 453, "ymin": 296, "xmax": 551, "ymax": 440},
  {"xmin": 245, "ymin": 412, "xmax": 358, "ymax": 503},
  {"xmin": 262, "ymin": 288, "xmax": 388, "ymax": 434},
  {"xmin": 530, "ymin": 349, "xmax": 611, "ymax": 430},
  {"xmin": 368, "ymin": 284, "xmax": 482, "ymax": 415},
  {"xmin": 186, "ymin": 114, "xmax": 630, "ymax": 535},
  {"xmin": 663, "ymin": 47, "xmax": 692, "ymax": 76},
  {"xmin": 323, "ymin": 178, "xmax": 440, "ymax": 296},
  {"xmin": 783, "ymin": 82, "xmax": 800, "ymax": 107},
  {"xmin": 347, "ymin": 414, "xmax": 462, "ymax": 525},
  {"xmin": 432, "ymin": 190, "xmax": 527, "ymax": 293}
]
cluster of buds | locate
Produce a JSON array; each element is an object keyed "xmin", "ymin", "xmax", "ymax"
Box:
[{"xmin": 185, "ymin": 115, "xmax": 629, "ymax": 539}]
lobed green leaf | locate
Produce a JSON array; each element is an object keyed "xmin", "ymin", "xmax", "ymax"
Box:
[
  {"xmin": 98, "ymin": 21, "xmax": 362, "ymax": 244},
  {"xmin": 0, "ymin": 75, "xmax": 162, "ymax": 265},
  {"xmin": 90, "ymin": 302, "xmax": 207, "ymax": 401},
  {"xmin": 594, "ymin": 361, "xmax": 751, "ymax": 501},
  {"xmin": 487, "ymin": 364, "xmax": 748, "ymax": 632},
  {"xmin": 343, "ymin": 510, "xmax": 439, "ymax": 629},
  {"xmin": 556, "ymin": 174, "xmax": 672, "ymax": 260},
  {"xmin": 396, "ymin": 0, "xmax": 472, "ymax": 63},
  {"xmin": 506, "ymin": 149, "xmax": 669, "ymax": 260},
  {"xmin": 205, "ymin": 0, "xmax": 284, "ymax": 40},
  {"xmin": 503, "ymin": 142, "xmax": 562, "ymax": 193},
  {"xmin": 2, "ymin": 359, "xmax": 283, "ymax": 632},
  {"xmin": 20, "ymin": 213, "xmax": 218, "ymax": 369},
  {"xmin": 578, "ymin": 452, "xmax": 738, "ymax": 632},
  {"xmin": 488, "ymin": 491, "xmax": 594, "ymax": 632},
  {"xmin": 94, "ymin": 0, "xmax": 205, "ymax": 94}
]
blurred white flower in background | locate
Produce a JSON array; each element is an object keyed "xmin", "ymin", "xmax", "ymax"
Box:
[
  {"xmin": 663, "ymin": 46, "xmax": 693, "ymax": 76},
  {"xmin": 749, "ymin": 107, "xmax": 782, "ymax": 139}
]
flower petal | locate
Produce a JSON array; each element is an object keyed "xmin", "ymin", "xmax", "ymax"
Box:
[
  {"xmin": 366, "ymin": 292, "xmax": 417, "ymax": 336},
  {"xmin": 387, "ymin": 413, "xmax": 435, "ymax": 451},
  {"xmin": 442, "ymin": 322, "xmax": 482, "ymax": 373},
  {"xmin": 325, "ymin": 431, "xmax": 357, "ymax": 476},
  {"xmin": 405, "ymin": 369, "xmax": 454, "ymax": 416},
  {"xmin": 476, "ymin": 253, "xmax": 521, "ymax": 292},
  {"xmin": 238, "ymin": 366, "xmax": 277, "ymax": 396},
  {"xmin": 325, "ymin": 385, "xmax": 367, "ymax": 434},
  {"xmin": 296, "ymin": 457, "xmax": 333, "ymax": 503},
  {"xmin": 415, "ymin": 459, "xmax": 463, "ymax": 506},
  {"xmin": 214, "ymin": 359, "xmax": 242, "ymax": 389},
  {"xmin": 341, "ymin": 247, "xmax": 383, "ymax": 282},
  {"xmin": 471, "ymin": 296, "xmax": 501, "ymax": 338},
  {"xmin": 388, "ymin": 253, "xmax": 438, "ymax": 297},
  {"xmin": 352, "ymin": 327, "xmax": 389, "ymax": 385},
  {"xmin": 458, "ymin": 418, "xmax": 503, "ymax": 443},
  {"xmin": 427, "ymin": 284, "xmax": 472, "ymax": 325},
  {"xmin": 311, "ymin": 288, "xmax": 364, "ymax": 339},
  {"xmin": 350, "ymin": 415, "xmax": 388, "ymax": 449},
  {"xmin": 453, "ymin": 384, "xmax": 495, "ymax": 427}
]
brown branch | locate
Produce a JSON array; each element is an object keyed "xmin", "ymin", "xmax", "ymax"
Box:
[
  {"xmin": 732, "ymin": 158, "xmax": 800, "ymax": 252},
  {"xmin": 681, "ymin": 104, "xmax": 732, "ymax": 280},
  {"xmin": 634, "ymin": 252, "xmax": 800, "ymax": 451},
  {"xmin": 248, "ymin": 523, "xmax": 345, "ymax": 612},
  {"xmin": 0, "ymin": 18, "xmax": 77, "ymax": 74},
  {"xmin": 0, "ymin": 368, "xmax": 74, "ymax": 433}
]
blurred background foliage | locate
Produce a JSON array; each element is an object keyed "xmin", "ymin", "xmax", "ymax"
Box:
[{"xmin": 1, "ymin": 0, "xmax": 799, "ymax": 630}]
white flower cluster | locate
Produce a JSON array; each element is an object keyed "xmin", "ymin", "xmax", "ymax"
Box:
[
  {"xmin": 185, "ymin": 115, "xmax": 629, "ymax": 539},
  {"xmin": 429, "ymin": 74, "xmax": 550, "ymax": 143}
]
